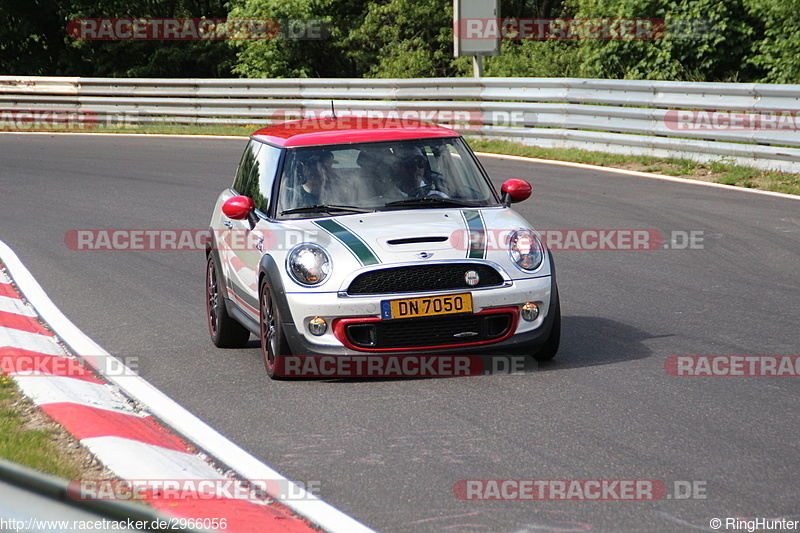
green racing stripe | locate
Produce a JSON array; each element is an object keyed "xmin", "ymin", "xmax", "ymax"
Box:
[
  {"xmin": 462, "ymin": 210, "xmax": 486, "ymax": 259},
  {"xmin": 313, "ymin": 219, "xmax": 380, "ymax": 266}
]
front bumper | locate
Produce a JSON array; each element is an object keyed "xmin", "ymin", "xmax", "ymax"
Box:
[{"xmin": 279, "ymin": 275, "xmax": 555, "ymax": 356}]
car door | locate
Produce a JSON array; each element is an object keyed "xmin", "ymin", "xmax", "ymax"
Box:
[{"xmin": 226, "ymin": 141, "xmax": 283, "ymax": 319}]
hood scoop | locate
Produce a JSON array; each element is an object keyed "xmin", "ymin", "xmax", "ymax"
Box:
[{"xmin": 387, "ymin": 236, "xmax": 449, "ymax": 245}]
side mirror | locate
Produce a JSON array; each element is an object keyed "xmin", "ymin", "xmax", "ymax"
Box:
[
  {"xmin": 501, "ymin": 178, "xmax": 532, "ymax": 205},
  {"xmin": 222, "ymin": 195, "xmax": 255, "ymax": 220}
]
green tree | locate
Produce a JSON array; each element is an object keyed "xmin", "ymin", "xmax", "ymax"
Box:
[
  {"xmin": 3, "ymin": 0, "xmax": 796, "ymax": 83},
  {"xmin": 344, "ymin": 0, "xmax": 572, "ymax": 78},
  {"xmin": 65, "ymin": 0, "xmax": 236, "ymax": 77},
  {"xmin": 747, "ymin": 0, "xmax": 800, "ymax": 83},
  {"xmin": 344, "ymin": 0, "xmax": 468, "ymax": 78},
  {"xmin": 486, "ymin": 0, "xmax": 770, "ymax": 81},
  {"xmin": 0, "ymin": 0, "xmax": 85, "ymax": 75},
  {"xmin": 484, "ymin": 0, "xmax": 578, "ymax": 77},
  {"xmin": 485, "ymin": 40, "xmax": 583, "ymax": 77},
  {"xmin": 0, "ymin": 0, "xmax": 237, "ymax": 77},
  {"xmin": 228, "ymin": 0, "xmax": 366, "ymax": 78},
  {"xmin": 569, "ymin": 0, "xmax": 761, "ymax": 81}
]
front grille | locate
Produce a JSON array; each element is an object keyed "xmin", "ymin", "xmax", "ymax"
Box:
[
  {"xmin": 344, "ymin": 313, "xmax": 513, "ymax": 349},
  {"xmin": 347, "ymin": 263, "xmax": 504, "ymax": 295}
]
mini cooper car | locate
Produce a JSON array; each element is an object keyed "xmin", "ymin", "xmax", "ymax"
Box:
[{"xmin": 206, "ymin": 118, "xmax": 560, "ymax": 378}]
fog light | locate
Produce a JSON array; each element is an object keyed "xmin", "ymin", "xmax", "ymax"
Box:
[
  {"xmin": 308, "ymin": 317, "xmax": 327, "ymax": 336},
  {"xmin": 521, "ymin": 303, "xmax": 539, "ymax": 322}
]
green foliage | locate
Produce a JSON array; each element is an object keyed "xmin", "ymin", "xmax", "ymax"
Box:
[
  {"xmin": 0, "ymin": 0, "xmax": 237, "ymax": 77},
  {"xmin": 0, "ymin": 0, "xmax": 81, "ymax": 75},
  {"xmin": 2, "ymin": 0, "xmax": 798, "ymax": 83},
  {"xmin": 68, "ymin": 0, "xmax": 236, "ymax": 77},
  {"xmin": 229, "ymin": 0, "xmax": 366, "ymax": 78},
  {"xmin": 0, "ymin": 376, "xmax": 82, "ymax": 478},
  {"xmin": 483, "ymin": 0, "xmax": 800, "ymax": 83},
  {"xmin": 485, "ymin": 40, "xmax": 584, "ymax": 77},
  {"xmin": 716, "ymin": 165, "xmax": 760, "ymax": 184},
  {"xmin": 746, "ymin": 0, "xmax": 800, "ymax": 83},
  {"xmin": 572, "ymin": 0, "xmax": 761, "ymax": 81},
  {"xmin": 344, "ymin": 0, "xmax": 465, "ymax": 78}
]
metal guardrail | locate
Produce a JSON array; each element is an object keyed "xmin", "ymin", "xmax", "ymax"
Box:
[{"xmin": 1, "ymin": 76, "xmax": 799, "ymax": 172}]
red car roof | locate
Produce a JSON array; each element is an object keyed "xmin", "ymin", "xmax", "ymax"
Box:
[{"xmin": 251, "ymin": 117, "xmax": 460, "ymax": 147}]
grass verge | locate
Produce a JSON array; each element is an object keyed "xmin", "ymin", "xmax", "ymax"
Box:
[
  {"xmin": 0, "ymin": 373, "xmax": 95, "ymax": 478},
  {"xmin": 467, "ymin": 138, "xmax": 800, "ymax": 196}
]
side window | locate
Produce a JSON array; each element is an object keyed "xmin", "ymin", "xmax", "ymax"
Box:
[
  {"xmin": 247, "ymin": 143, "xmax": 282, "ymax": 214},
  {"xmin": 232, "ymin": 140, "xmax": 261, "ymax": 194}
]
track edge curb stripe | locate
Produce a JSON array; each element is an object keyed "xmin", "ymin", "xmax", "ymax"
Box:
[{"xmin": 0, "ymin": 238, "xmax": 377, "ymax": 533}]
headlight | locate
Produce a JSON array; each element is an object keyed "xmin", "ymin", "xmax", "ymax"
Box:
[
  {"xmin": 287, "ymin": 244, "xmax": 331, "ymax": 286},
  {"xmin": 508, "ymin": 230, "xmax": 544, "ymax": 271}
]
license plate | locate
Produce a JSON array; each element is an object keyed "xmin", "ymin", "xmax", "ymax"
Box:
[{"xmin": 381, "ymin": 293, "xmax": 472, "ymax": 320}]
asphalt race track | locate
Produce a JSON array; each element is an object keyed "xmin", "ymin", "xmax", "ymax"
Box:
[{"xmin": 1, "ymin": 133, "xmax": 798, "ymax": 532}]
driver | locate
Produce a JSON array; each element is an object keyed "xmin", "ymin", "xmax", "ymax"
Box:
[{"xmin": 394, "ymin": 146, "xmax": 446, "ymax": 197}]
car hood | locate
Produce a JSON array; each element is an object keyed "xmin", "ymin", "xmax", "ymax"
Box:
[{"xmin": 310, "ymin": 207, "xmax": 536, "ymax": 266}]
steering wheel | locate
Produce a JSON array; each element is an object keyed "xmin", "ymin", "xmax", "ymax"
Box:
[{"xmin": 409, "ymin": 184, "xmax": 449, "ymax": 199}]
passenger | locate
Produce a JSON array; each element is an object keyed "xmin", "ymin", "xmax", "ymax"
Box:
[
  {"xmin": 294, "ymin": 153, "xmax": 329, "ymax": 206},
  {"xmin": 317, "ymin": 150, "xmax": 338, "ymax": 175}
]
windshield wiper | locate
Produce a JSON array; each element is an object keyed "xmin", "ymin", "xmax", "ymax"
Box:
[
  {"xmin": 281, "ymin": 204, "xmax": 372, "ymax": 215},
  {"xmin": 382, "ymin": 197, "xmax": 479, "ymax": 209}
]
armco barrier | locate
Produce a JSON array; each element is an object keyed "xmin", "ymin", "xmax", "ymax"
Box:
[{"xmin": 1, "ymin": 76, "xmax": 799, "ymax": 172}]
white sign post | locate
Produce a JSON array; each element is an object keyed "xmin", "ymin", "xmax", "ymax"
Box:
[{"xmin": 453, "ymin": 0, "xmax": 500, "ymax": 77}]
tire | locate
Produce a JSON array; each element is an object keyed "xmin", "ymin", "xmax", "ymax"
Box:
[
  {"xmin": 259, "ymin": 281, "xmax": 291, "ymax": 379},
  {"xmin": 206, "ymin": 254, "xmax": 250, "ymax": 348},
  {"xmin": 532, "ymin": 287, "xmax": 561, "ymax": 362}
]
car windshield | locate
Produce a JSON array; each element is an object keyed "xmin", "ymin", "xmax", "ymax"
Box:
[{"xmin": 276, "ymin": 137, "xmax": 499, "ymax": 218}]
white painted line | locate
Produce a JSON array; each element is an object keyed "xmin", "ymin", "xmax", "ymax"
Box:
[
  {"xmin": 0, "ymin": 295, "xmax": 37, "ymax": 316},
  {"xmin": 0, "ymin": 238, "xmax": 378, "ymax": 533},
  {"xmin": 0, "ymin": 326, "xmax": 65, "ymax": 355},
  {"xmin": 12, "ymin": 375, "xmax": 144, "ymax": 415},
  {"xmin": 82, "ymin": 437, "xmax": 225, "ymax": 481},
  {"xmin": 475, "ymin": 151, "xmax": 800, "ymax": 202}
]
